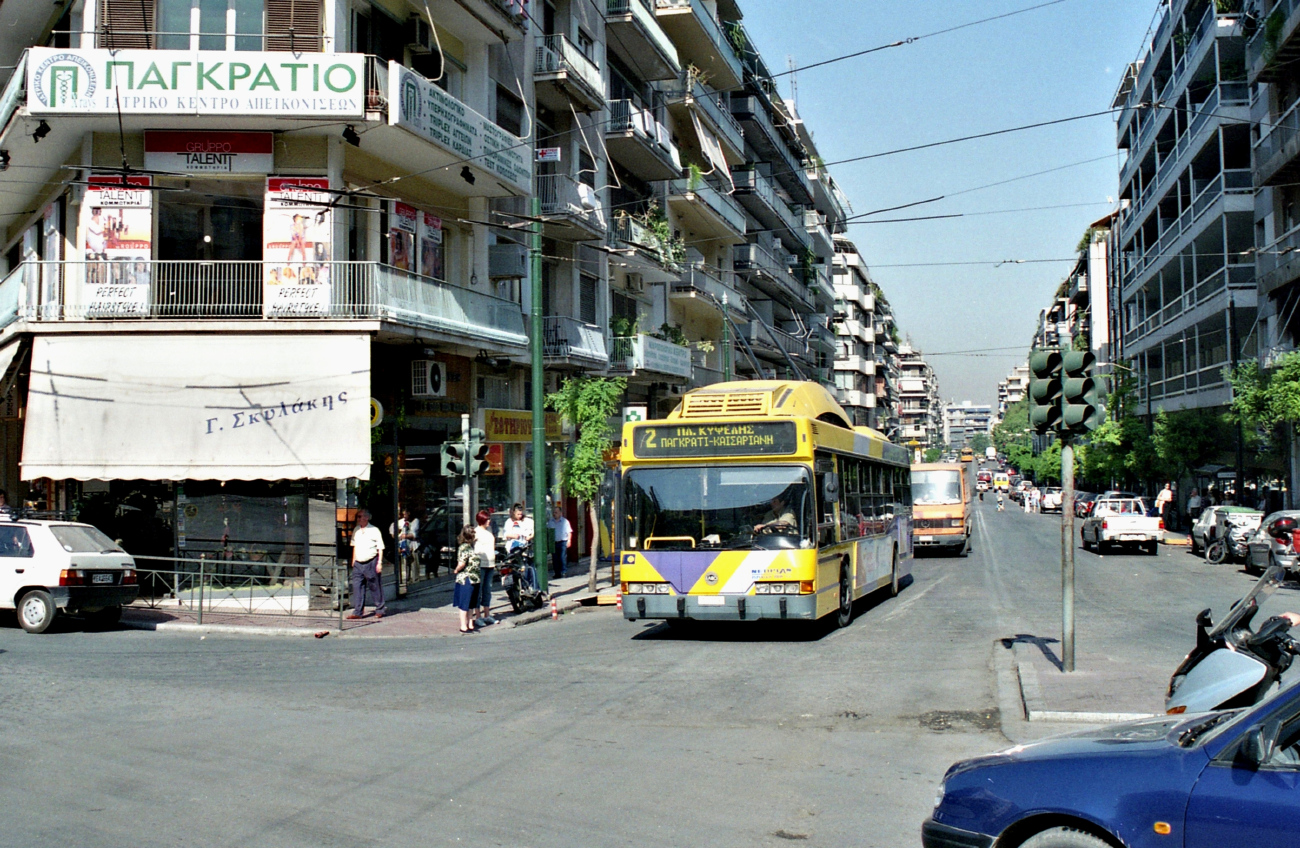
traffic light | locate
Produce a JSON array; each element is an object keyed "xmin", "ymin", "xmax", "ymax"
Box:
[
  {"xmin": 1028, "ymin": 348, "xmax": 1063, "ymax": 434},
  {"xmin": 466, "ymin": 428, "xmax": 491, "ymax": 477},
  {"xmin": 1061, "ymin": 351, "xmax": 1103, "ymax": 434},
  {"xmin": 441, "ymin": 441, "xmax": 468, "ymax": 477},
  {"xmin": 441, "ymin": 430, "xmax": 492, "ymax": 477}
]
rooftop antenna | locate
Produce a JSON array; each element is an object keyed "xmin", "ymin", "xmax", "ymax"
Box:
[{"xmin": 787, "ymin": 55, "xmax": 798, "ymax": 109}]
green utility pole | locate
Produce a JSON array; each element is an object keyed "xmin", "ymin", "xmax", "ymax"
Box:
[
  {"xmin": 530, "ymin": 196, "xmax": 548, "ymax": 594},
  {"xmin": 722, "ymin": 292, "xmax": 732, "ymax": 382}
]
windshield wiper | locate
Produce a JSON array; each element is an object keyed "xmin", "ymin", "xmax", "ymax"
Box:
[{"xmin": 1177, "ymin": 713, "xmax": 1232, "ymax": 747}]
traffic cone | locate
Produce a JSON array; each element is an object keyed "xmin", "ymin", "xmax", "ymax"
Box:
[
  {"xmin": 550, "ymin": 598, "xmax": 559, "ymax": 620},
  {"xmin": 616, "ymin": 591, "xmax": 623, "ymax": 611}
]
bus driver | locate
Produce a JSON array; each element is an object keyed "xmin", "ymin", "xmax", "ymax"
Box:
[{"xmin": 754, "ymin": 494, "xmax": 798, "ymax": 533}]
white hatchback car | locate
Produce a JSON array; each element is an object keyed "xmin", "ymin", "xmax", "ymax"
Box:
[{"xmin": 0, "ymin": 516, "xmax": 139, "ymax": 633}]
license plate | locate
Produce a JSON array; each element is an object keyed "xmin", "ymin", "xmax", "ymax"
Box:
[
  {"xmin": 1120, "ymin": 535, "xmax": 1144, "ymax": 541},
  {"xmin": 501, "ymin": 574, "xmax": 514, "ymax": 586},
  {"xmin": 92, "ymin": 573, "xmax": 113, "ymax": 584},
  {"xmin": 918, "ymin": 536, "xmax": 934, "ymax": 543},
  {"xmin": 696, "ymin": 596, "xmax": 725, "ymax": 606}
]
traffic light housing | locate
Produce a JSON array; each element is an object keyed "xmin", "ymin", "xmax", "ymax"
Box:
[
  {"xmin": 1028, "ymin": 348, "xmax": 1062, "ymax": 434},
  {"xmin": 1061, "ymin": 351, "xmax": 1103, "ymax": 434},
  {"xmin": 466, "ymin": 428, "xmax": 491, "ymax": 476},
  {"xmin": 441, "ymin": 441, "xmax": 468, "ymax": 477},
  {"xmin": 441, "ymin": 429, "xmax": 492, "ymax": 477}
]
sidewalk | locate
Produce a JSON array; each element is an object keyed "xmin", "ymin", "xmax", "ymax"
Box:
[
  {"xmin": 120, "ymin": 565, "xmax": 619, "ymax": 638},
  {"xmin": 1006, "ymin": 638, "xmax": 1166, "ymax": 722}
]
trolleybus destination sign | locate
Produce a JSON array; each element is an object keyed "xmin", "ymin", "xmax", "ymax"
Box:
[{"xmin": 631, "ymin": 422, "xmax": 798, "ymax": 458}]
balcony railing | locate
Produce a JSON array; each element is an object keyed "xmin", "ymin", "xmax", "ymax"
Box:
[
  {"xmin": 1123, "ymin": 169, "xmax": 1251, "ymax": 283},
  {"xmin": 543, "ymin": 315, "xmax": 608, "ymax": 365},
  {"xmin": 733, "ymin": 242, "xmax": 810, "ymax": 308},
  {"xmin": 607, "ymin": 332, "xmax": 693, "ymax": 377},
  {"xmin": 609, "ymin": 214, "xmax": 683, "ymax": 271},
  {"xmin": 1254, "ymin": 87, "xmax": 1300, "ymax": 186},
  {"xmin": 608, "ymin": 99, "xmax": 680, "ymax": 166},
  {"xmin": 653, "ymin": 0, "xmax": 744, "ymax": 82},
  {"xmin": 537, "ymin": 173, "xmax": 607, "ymax": 234},
  {"xmin": 665, "ymin": 73, "xmax": 744, "ymax": 153},
  {"xmin": 729, "ymin": 94, "xmax": 813, "ymax": 202},
  {"xmin": 1248, "ymin": 0, "xmax": 1300, "ymax": 79},
  {"xmin": 671, "ymin": 264, "xmax": 745, "ymax": 311},
  {"xmin": 9, "ymin": 260, "xmax": 527, "ymax": 345},
  {"xmin": 668, "ymin": 177, "xmax": 746, "ymax": 235},
  {"xmin": 535, "ymin": 33, "xmax": 604, "ymax": 105}
]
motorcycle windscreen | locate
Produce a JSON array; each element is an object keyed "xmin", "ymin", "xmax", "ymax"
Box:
[
  {"xmin": 1167, "ymin": 649, "xmax": 1268, "ymax": 714},
  {"xmin": 1210, "ymin": 565, "xmax": 1286, "ymax": 639}
]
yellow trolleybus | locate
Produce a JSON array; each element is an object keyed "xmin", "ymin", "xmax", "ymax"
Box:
[{"xmin": 619, "ymin": 381, "xmax": 912, "ymax": 627}]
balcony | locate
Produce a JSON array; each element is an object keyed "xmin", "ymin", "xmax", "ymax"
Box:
[
  {"xmin": 608, "ymin": 214, "xmax": 683, "ymax": 281},
  {"xmin": 666, "ymin": 176, "xmax": 747, "ymax": 241},
  {"xmin": 606, "ymin": 0, "xmax": 680, "ymax": 81},
  {"xmin": 653, "ymin": 0, "xmax": 743, "ymax": 90},
  {"xmin": 605, "ymin": 99, "xmax": 681, "ymax": 181},
  {"xmin": 1121, "ymin": 169, "xmax": 1252, "ymax": 287},
  {"xmin": 1248, "ymin": 0, "xmax": 1300, "ymax": 84},
  {"xmin": 730, "ymin": 95, "xmax": 813, "ymax": 204},
  {"xmin": 665, "ymin": 73, "xmax": 745, "ymax": 164},
  {"xmin": 9, "ymin": 260, "xmax": 528, "ymax": 348},
  {"xmin": 534, "ymin": 33, "xmax": 605, "ymax": 113},
  {"xmin": 537, "ymin": 174, "xmax": 607, "ymax": 240},
  {"xmin": 542, "ymin": 315, "xmax": 609, "ymax": 369},
  {"xmin": 732, "ymin": 242, "xmax": 812, "ymax": 311},
  {"xmin": 689, "ymin": 347, "xmax": 726, "ymax": 388},
  {"xmin": 670, "ymin": 264, "xmax": 745, "ymax": 313},
  {"xmin": 1254, "ymin": 91, "xmax": 1300, "ymax": 188},
  {"xmin": 805, "ymin": 209, "xmax": 833, "ymax": 259},
  {"xmin": 1257, "ymin": 221, "xmax": 1300, "ymax": 295},
  {"xmin": 836, "ymin": 354, "xmax": 875, "ymax": 376},
  {"xmin": 607, "ymin": 333, "xmax": 694, "ymax": 378},
  {"xmin": 735, "ymin": 320, "xmax": 814, "ymax": 366},
  {"xmin": 840, "ymin": 390, "xmax": 875, "ymax": 409},
  {"xmin": 731, "ymin": 168, "xmax": 810, "ymax": 252}
]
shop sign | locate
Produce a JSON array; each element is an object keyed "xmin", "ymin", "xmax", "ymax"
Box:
[
  {"xmin": 623, "ymin": 405, "xmax": 647, "ymax": 423},
  {"xmin": 481, "ymin": 408, "xmax": 563, "ymax": 443},
  {"xmin": 263, "ymin": 177, "xmax": 332, "ymax": 317},
  {"xmin": 144, "ymin": 130, "xmax": 273, "ymax": 174},
  {"xmin": 27, "ymin": 48, "xmax": 365, "ymax": 117},
  {"xmin": 537, "ymin": 147, "xmax": 562, "ymax": 162},
  {"xmin": 389, "ymin": 63, "xmax": 531, "ymax": 194},
  {"xmin": 636, "ymin": 334, "xmax": 693, "ymax": 378},
  {"xmin": 485, "ymin": 443, "xmax": 504, "ymax": 475},
  {"xmin": 85, "ymin": 175, "xmax": 152, "ymax": 318}
]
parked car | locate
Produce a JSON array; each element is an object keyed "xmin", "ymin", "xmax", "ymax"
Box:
[
  {"xmin": 1074, "ymin": 491, "xmax": 1098, "ymax": 518},
  {"xmin": 1080, "ymin": 496, "xmax": 1162, "ymax": 554},
  {"xmin": 1245, "ymin": 510, "xmax": 1300, "ymax": 576},
  {"xmin": 925, "ymin": 681, "xmax": 1300, "ymax": 848},
  {"xmin": 1040, "ymin": 486, "xmax": 1063, "ymax": 513},
  {"xmin": 0, "ymin": 516, "xmax": 139, "ymax": 633},
  {"xmin": 1191, "ymin": 504, "xmax": 1229, "ymax": 554}
]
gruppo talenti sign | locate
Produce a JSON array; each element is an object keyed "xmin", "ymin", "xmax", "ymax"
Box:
[{"xmin": 26, "ymin": 48, "xmax": 365, "ymax": 117}]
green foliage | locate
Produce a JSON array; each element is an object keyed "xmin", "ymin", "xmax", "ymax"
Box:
[
  {"xmin": 1152, "ymin": 407, "xmax": 1233, "ymax": 481},
  {"xmin": 992, "ymin": 398, "xmax": 1030, "ymax": 455},
  {"xmin": 922, "ymin": 447, "xmax": 943, "ymax": 463},
  {"xmin": 656, "ymin": 323, "xmax": 688, "ymax": 346},
  {"xmin": 1078, "ymin": 373, "xmax": 1158, "ymax": 486},
  {"xmin": 1229, "ymin": 352, "xmax": 1300, "ymax": 429},
  {"xmin": 968, "ymin": 432, "xmax": 991, "ymax": 455},
  {"xmin": 610, "ymin": 314, "xmax": 640, "ymax": 338},
  {"xmin": 1033, "ymin": 441, "xmax": 1063, "ymax": 483},
  {"xmin": 686, "ymin": 162, "xmax": 705, "ymax": 190},
  {"xmin": 545, "ymin": 377, "xmax": 627, "ymax": 504},
  {"xmin": 1076, "ymin": 226, "xmax": 1099, "ymax": 252},
  {"xmin": 1071, "ymin": 332, "xmax": 1089, "ymax": 352}
]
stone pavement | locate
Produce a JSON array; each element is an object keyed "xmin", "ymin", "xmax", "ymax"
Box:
[{"xmin": 120, "ymin": 565, "xmax": 619, "ymax": 638}]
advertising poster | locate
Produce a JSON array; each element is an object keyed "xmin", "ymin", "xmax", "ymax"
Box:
[
  {"xmin": 264, "ymin": 177, "xmax": 332, "ymax": 317},
  {"xmin": 144, "ymin": 130, "xmax": 273, "ymax": 174},
  {"xmin": 390, "ymin": 201, "xmax": 417, "ymax": 272},
  {"xmin": 420, "ymin": 212, "xmax": 443, "ymax": 280},
  {"xmin": 85, "ymin": 174, "xmax": 153, "ymax": 318}
]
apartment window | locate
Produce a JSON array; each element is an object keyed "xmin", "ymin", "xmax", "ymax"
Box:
[
  {"xmin": 496, "ymin": 84, "xmax": 524, "ymax": 136},
  {"xmin": 577, "ymin": 28, "xmax": 596, "ymax": 62},
  {"xmin": 579, "ymin": 272, "xmax": 598, "ymax": 324}
]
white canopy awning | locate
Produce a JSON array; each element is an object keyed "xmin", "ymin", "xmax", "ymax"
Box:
[
  {"xmin": 0, "ymin": 339, "xmax": 24, "ymax": 398},
  {"xmin": 22, "ymin": 334, "xmax": 372, "ymax": 481}
]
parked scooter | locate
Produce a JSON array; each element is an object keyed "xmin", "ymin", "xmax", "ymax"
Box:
[
  {"xmin": 499, "ymin": 542, "xmax": 546, "ymax": 613},
  {"xmin": 1206, "ymin": 518, "xmax": 1260, "ymax": 565},
  {"xmin": 1166, "ymin": 565, "xmax": 1300, "ymax": 714}
]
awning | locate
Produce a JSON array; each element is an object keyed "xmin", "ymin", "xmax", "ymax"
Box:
[
  {"xmin": 692, "ymin": 112, "xmax": 733, "ymax": 190},
  {"xmin": 22, "ymin": 334, "xmax": 372, "ymax": 481},
  {"xmin": 0, "ymin": 338, "xmax": 25, "ymax": 399}
]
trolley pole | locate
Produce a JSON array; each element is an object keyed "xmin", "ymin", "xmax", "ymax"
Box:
[
  {"xmin": 722, "ymin": 293, "xmax": 732, "ymax": 382},
  {"xmin": 1061, "ymin": 438, "xmax": 1076, "ymax": 673},
  {"xmin": 530, "ymin": 196, "xmax": 549, "ymax": 594}
]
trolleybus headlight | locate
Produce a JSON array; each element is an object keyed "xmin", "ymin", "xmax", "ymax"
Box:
[{"xmin": 756, "ymin": 582, "xmax": 801, "ymax": 594}]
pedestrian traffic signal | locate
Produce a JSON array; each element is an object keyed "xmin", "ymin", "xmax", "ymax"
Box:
[
  {"xmin": 1061, "ymin": 351, "xmax": 1103, "ymax": 434},
  {"xmin": 441, "ymin": 441, "xmax": 468, "ymax": 477},
  {"xmin": 466, "ymin": 428, "xmax": 491, "ymax": 477},
  {"xmin": 1028, "ymin": 348, "xmax": 1062, "ymax": 434}
]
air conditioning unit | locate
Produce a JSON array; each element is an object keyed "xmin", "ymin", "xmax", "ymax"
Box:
[
  {"xmin": 406, "ymin": 16, "xmax": 433, "ymax": 53},
  {"xmin": 627, "ymin": 274, "xmax": 645, "ymax": 293},
  {"xmin": 411, "ymin": 360, "xmax": 447, "ymax": 397},
  {"xmin": 664, "ymin": 383, "xmax": 686, "ymax": 396},
  {"xmin": 489, "ymin": 243, "xmax": 528, "ymax": 279}
]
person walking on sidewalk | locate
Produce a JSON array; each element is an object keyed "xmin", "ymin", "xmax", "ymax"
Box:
[
  {"xmin": 453, "ymin": 525, "xmax": 482, "ymax": 634},
  {"xmin": 391, "ymin": 508, "xmax": 420, "ymax": 587},
  {"xmin": 348, "ymin": 509, "xmax": 387, "ymax": 620},
  {"xmin": 473, "ymin": 510, "xmax": 497, "ymax": 626},
  {"xmin": 547, "ymin": 503, "xmax": 572, "ymax": 579},
  {"xmin": 1156, "ymin": 483, "xmax": 1174, "ymax": 527}
]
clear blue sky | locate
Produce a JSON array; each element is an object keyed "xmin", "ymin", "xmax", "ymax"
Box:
[{"xmin": 740, "ymin": 0, "xmax": 1159, "ymax": 408}]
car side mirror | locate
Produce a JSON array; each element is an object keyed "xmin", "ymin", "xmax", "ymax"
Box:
[
  {"xmin": 1195, "ymin": 608, "xmax": 1213, "ymax": 628},
  {"xmin": 1240, "ymin": 718, "xmax": 1282, "ymax": 767}
]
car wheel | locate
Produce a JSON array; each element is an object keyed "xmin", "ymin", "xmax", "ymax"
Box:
[
  {"xmin": 18, "ymin": 590, "xmax": 56, "ymax": 634},
  {"xmin": 1145, "ymin": 541, "xmax": 1159, "ymax": 556},
  {"xmin": 1081, "ymin": 535, "xmax": 1092, "ymax": 551},
  {"xmin": 836, "ymin": 561, "xmax": 853, "ymax": 628},
  {"xmin": 1020, "ymin": 826, "xmax": 1114, "ymax": 848}
]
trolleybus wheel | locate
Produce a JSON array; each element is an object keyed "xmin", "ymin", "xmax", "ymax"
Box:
[
  {"xmin": 836, "ymin": 561, "xmax": 853, "ymax": 628},
  {"xmin": 888, "ymin": 547, "xmax": 900, "ymax": 598}
]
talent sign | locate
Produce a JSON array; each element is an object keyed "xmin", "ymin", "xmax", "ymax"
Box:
[
  {"xmin": 144, "ymin": 130, "xmax": 273, "ymax": 174},
  {"xmin": 630, "ymin": 422, "xmax": 799, "ymax": 458},
  {"xmin": 420, "ymin": 213, "xmax": 443, "ymax": 279},
  {"xmin": 263, "ymin": 177, "xmax": 332, "ymax": 317},
  {"xmin": 26, "ymin": 48, "xmax": 365, "ymax": 117},
  {"xmin": 84, "ymin": 175, "xmax": 153, "ymax": 318},
  {"xmin": 389, "ymin": 202, "xmax": 417, "ymax": 272}
]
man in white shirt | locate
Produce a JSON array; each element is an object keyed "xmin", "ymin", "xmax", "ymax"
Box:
[
  {"xmin": 391, "ymin": 508, "xmax": 420, "ymax": 583},
  {"xmin": 1155, "ymin": 483, "xmax": 1174, "ymax": 528},
  {"xmin": 546, "ymin": 503, "xmax": 573, "ymax": 579},
  {"xmin": 502, "ymin": 503, "xmax": 534, "ymax": 553},
  {"xmin": 349, "ymin": 509, "xmax": 387, "ymax": 620}
]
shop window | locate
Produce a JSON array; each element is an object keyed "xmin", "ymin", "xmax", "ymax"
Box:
[{"xmin": 478, "ymin": 376, "xmax": 512, "ymax": 409}]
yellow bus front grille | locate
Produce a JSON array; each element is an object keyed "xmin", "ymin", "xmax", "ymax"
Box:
[{"xmin": 680, "ymin": 392, "xmax": 771, "ymax": 417}]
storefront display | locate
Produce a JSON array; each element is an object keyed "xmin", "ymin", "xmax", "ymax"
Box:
[
  {"xmin": 85, "ymin": 175, "xmax": 153, "ymax": 317},
  {"xmin": 264, "ymin": 177, "xmax": 331, "ymax": 317}
]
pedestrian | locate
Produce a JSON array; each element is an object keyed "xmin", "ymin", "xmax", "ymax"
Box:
[
  {"xmin": 453, "ymin": 525, "xmax": 482, "ymax": 634},
  {"xmin": 546, "ymin": 503, "xmax": 573, "ymax": 579},
  {"xmin": 996, "ymin": 492, "xmax": 1005, "ymax": 512},
  {"xmin": 347, "ymin": 509, "xmax": 387, "ymax": 620},
  {"xmin": 0, "ymin": 488, "xmax": 12, "ymax": 515},
  {"xmin": 473, "ymin": 509, "xmax": 497, "ymax": 626},
  {"xmin": 390, "ymin": 507, "xmax": 420, "ymax": 586},
  {"xmin": 1155, "ymin": 482, "xmax": 1174, "ymax": 527},
  {"xmin": 502, "ymin": 502, "xmax": 534, "ymax": 553},
  {"xmin": 1187, "ymin": 488, "xmax": 1203, "ymax": 522}
]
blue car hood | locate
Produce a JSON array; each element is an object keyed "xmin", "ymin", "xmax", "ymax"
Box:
[{"xmin": 949, "ymin": 715, "xmax": 1191, "ymax": 778}]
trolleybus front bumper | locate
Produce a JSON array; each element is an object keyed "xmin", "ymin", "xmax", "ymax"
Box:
[{"xmin": 623, "ymin": 593, "xmax": 818, "ymax": 621}]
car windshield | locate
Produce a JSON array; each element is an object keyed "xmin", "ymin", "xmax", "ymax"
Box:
[
  {"xmin": 622, "ymin": 465, "xmax": 814, "ymax": 551},
  {"xmin": 912, "ymin": 470, "xmax": 963, "ymax": 505},
  {"xmin": 1096, "ymin": 499, "xmax": 1144, "ymax": 515},
  {"xmin": 49, "ymin": 524, "xmax": 123, "ymax": 553}
]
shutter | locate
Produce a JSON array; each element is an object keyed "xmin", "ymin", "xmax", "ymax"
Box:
[
  {"xmin": 266, "ymin": 0, "xmax": 322, "ymax": 51},
  {"xmin": 97, "ymin": 0, "xmax": 155, "ymax": 49}
]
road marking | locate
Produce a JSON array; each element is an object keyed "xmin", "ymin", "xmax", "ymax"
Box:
[{"xmin": 883, "ymin": 572, "xmax": 950, "ymax": 621}]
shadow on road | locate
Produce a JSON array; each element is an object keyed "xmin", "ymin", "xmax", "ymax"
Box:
[
  {"xmin": 629, "ymin": 576, "xmax": 915, "ymax": 643},
  {"xmin": 1000, "ymin": 633, "xmax": 1063, "ymax": 671}
]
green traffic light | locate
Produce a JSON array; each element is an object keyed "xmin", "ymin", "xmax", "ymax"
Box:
[
  {"xmin": 1061, "ymin": 350, "xmax": 1103, "ymax": 433},
  {"xmin": 1028, "ymin": 348, "xmax": 1063, "ymax": 434}
]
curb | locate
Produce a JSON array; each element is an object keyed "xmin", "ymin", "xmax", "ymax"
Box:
[
  {"xmin": 1011, "ymin": 643, "xmax": 1155, "ymax": 723},
  {"xmin": 509, "ymin": 595, "xmax": 594, "ymax": 627},
  {"xmin": 122, "ymin": 619, "xmax": 330, "ymax": 638}
]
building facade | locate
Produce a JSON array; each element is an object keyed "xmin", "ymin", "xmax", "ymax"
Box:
[
  {"xmin": 897, "ymin": 343, "xmax": 941, "ymax": 450},
  {"xmin": 943, "ymin": 401, "xmax": 993, "ymax": 451},
  {"xmin": 831, "ymin": 236, "xmax": 878, "ymax": 428},
  {"xmin": 997, "ymin": 363, "xmax": 1030, "ymax": 419}
]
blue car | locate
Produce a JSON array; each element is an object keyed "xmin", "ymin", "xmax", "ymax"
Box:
[{"xmin": 924, "ymin": 682, "xmax": 1300, "ymax": 848}]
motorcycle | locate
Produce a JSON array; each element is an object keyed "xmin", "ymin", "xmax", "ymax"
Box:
[
  {"xmin": 498, "ymin": 542, "xmax": 546, "ymax": 613},
  {"xmin": 1166, "ymin": 564, "xmax": 1300, "ymax": 714},
  {"xmin": 1205, "ymin": 517, "xmax": 1261, "ymax": 565}
]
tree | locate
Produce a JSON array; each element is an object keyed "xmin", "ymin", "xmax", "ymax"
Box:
[
  {"xmin": 1077, "ymin": 373, "xmax": 1158, "ymax": 489},
  {"xmin": 968, "ymin": 432, "xmax": 991, "ymax": 455},
  {"xmin": 1152, "ymin": 407, "xmax": 1233, "ymax": 484},
  {"xmin": 546, "ymin": 376, "xmax": 627, "ymax": 591},
  {"xmin": 922, "ymin": 447, "xmax": 943, "ymax": 463},
  {"xmin": 992, "ymin": 398, "xmax": 1030, "ymax": 455}
]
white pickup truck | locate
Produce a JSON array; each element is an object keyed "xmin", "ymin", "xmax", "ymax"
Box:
[{"xmin": 1080, "ymin": 497, "xmax": 1162, "ymax": 555}]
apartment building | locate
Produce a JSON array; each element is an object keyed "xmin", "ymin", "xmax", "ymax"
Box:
[
  {"xmin": 943, "ymin": 401, "xmax": 993, "ymax": 451},
  {"xmin": 831, "ymin": 236, "xmax": 877, "ymax": 428},
  {"xmin": 873, "ymin": 290, "xmax": 901, "ymax": 437},
  {"xmin": 897, "ymin": 343, "xmax": 941, "ymax": 449},
  {"xmin": 1112, "ymin": 0, "xmax": 1256, "ymax": 416},
  {"xmin": 1066, "ymin": 214, "xmax": 1117, "ymax": 372},
  {"xmin": 996, "ymin": 363, "xmax": 1030, "ymax": 418}
]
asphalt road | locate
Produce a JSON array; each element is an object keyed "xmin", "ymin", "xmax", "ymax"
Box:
[{"xmin": 0, "ymin": 499, "xmax": 1281, "ymax": 847}]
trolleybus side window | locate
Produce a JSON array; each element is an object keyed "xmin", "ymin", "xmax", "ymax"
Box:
[{"xmin": 839, "ymin": 457, "xmax": 860, "ymax": 540}]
